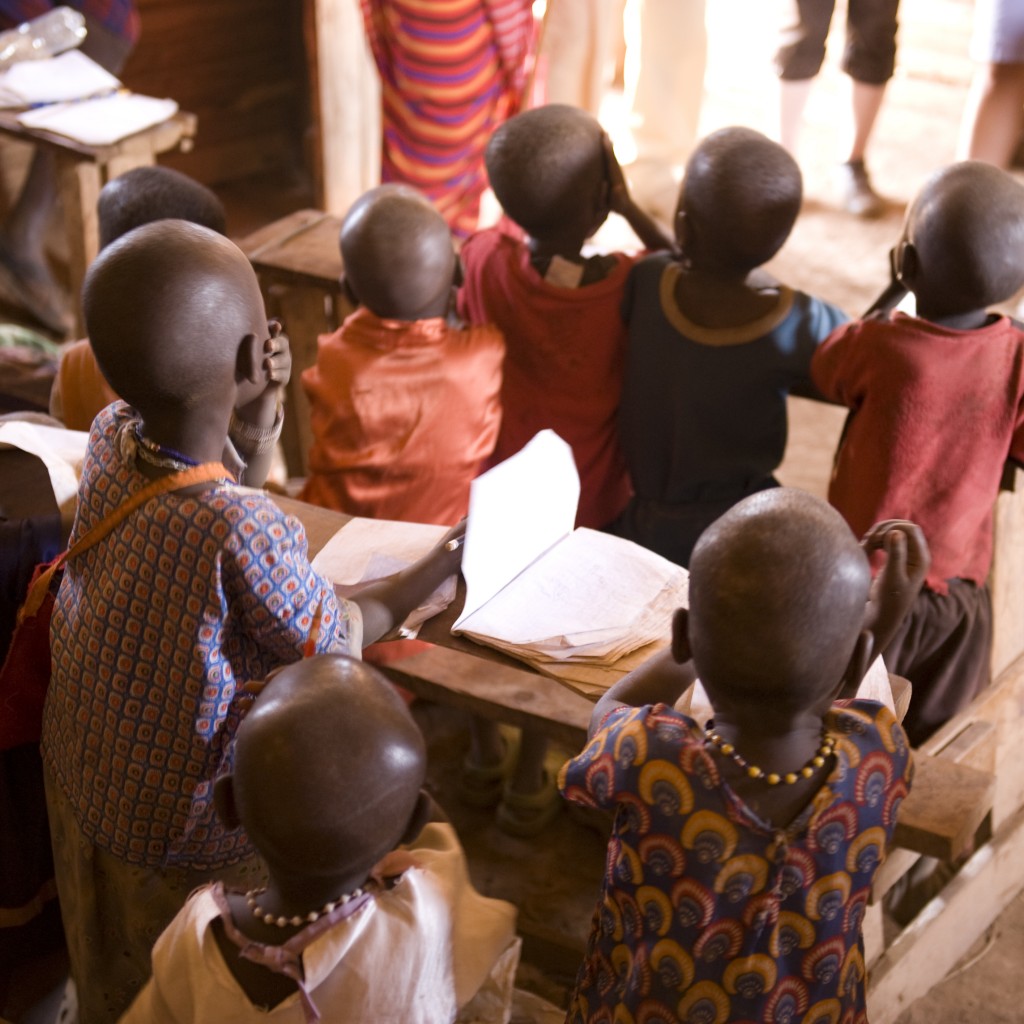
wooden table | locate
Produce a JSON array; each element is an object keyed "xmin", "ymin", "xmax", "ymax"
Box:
[
  {"xmin": 280, "ymin": 495, "xmax": 595, "ymax": 750},
  {"xmin": 0, "ymin": 108, "xmax": 197, "ymax": 337}
]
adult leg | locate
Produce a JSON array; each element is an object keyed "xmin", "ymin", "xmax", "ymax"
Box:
[
  {"xmin": 836, "ymin": 0, "xmax": 899, "ymax": 216},
  {"xmin": 959, "ymin": 63, "xmax": 1024, "ymax": 166},
  {"xmin": 622, "ymin": 0, "xmax": 707, "ymax": 223},
  {"xmin": 775, "ymin": 0, "xmax": 835, "ymax": 156},
  {"xmin": 0, "ymin": 16, "xmax": 134, "ymax": 335}
]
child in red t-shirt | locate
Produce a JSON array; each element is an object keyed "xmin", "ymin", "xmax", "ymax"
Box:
[
  {"xmin": 459, "ymin": 103, "xmax": 672, "ymax": 533},
  {"xmin": 812, "ymin": 160, "xmax": 1024, "ymax": 745}
]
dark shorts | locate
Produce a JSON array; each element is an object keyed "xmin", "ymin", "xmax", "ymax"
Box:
[
  {"xmin": 886, "ymin": 579, "xmax": 992, "ymax": 748},
  {"xmin": 776, "ymin": 0, "xmax": 901, "ymax": 85},
  {"xmin": 612, "ymin": 477, "xmax": 778, "ymax": 570}
]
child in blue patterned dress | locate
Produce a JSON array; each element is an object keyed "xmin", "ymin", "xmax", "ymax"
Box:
[
  {"xmin": 40, "ymin": 220, "xmax": 465, "ymax": 1024},
  {"xmin": 616, "ymin": 126, "xmax": 849, "ymax": 568},
  {"xmin": 559, "ymin": 488, "xmax": 926, "ymax": 1022}
]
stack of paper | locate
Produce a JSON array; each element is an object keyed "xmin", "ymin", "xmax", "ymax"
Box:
[
  {"xmin": 0, "ymin": 49, "xmax": 118, "ymax": 106},
  {"xmin": 0, "ymin": 50, "xmax": 179, "ymax": 146},
  {"xmin": 452, "ymin": 430, "xmax": 689, "ymax": 672}
]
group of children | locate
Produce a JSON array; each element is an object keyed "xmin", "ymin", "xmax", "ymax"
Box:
[{"xmin": 34, "ymin": 95, "xmax": 1024, "ymax": 1021}]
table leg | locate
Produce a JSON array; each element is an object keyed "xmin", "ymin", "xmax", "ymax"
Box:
[{"xmin": 56, "ymin": 155, "xmax": 101, "ymax": 337}]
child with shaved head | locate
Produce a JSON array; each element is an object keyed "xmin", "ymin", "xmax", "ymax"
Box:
[
  {"xmin": 301, "ymin": 183, "xmax": 503, "ymax": 526},
  {"xmin": 42, "ymin": 221, "xmax": 465, "ymax": 1022},
  {"xmin": 560, "ymin": 489, "xmax": 926, "ymax": 1022},
  {"xmin": 460, "ymin": 102, "xmax": 672, "ymax": 535},
  {"xmin": 121, "ymin": 655, "xmax": 520, "ymax": 1023},
  {"xmin": 49, "ymin": 166, "xmax": 232, "ymax": 436},
  {"xmin": 813, "ymin": 160, "xmax": 1024, "ymax": 746},
  {"xmin": 616, "ymin": 126, "xmax": 849, "ymax": 569}
]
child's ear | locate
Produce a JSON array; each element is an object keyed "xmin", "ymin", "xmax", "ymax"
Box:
[
  {"xmin": 894, "ymin": 240, "xmax": 918, "ymax": 286},
  {"xmin": 213, "ymin": 773, "xmax": 241, "ymax": 830},
  {"xmin": 235, "ymin": 333, "xmax": 263, "ymax": 385},
  {"xmin": 670, "ymin": 607, "xmax": 693, "ymax": 664},
  {"xmin": 400, "ymin": 788, "xmax": 439, "ymax": 846}
]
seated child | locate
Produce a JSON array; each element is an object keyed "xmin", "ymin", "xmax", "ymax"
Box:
[
  {"xmin": 50, "ymin": 166, "xmax": 228, "ymax": 434},
  {"xmin": 42, "ymin": 221, "xmax": 465, "ymax": 1024},
  {"xmin": 616, "ymin": 126, "xmax": 849, "ymax": 568},
  {"xmin": 120, "ymin": 654, "xmax": 520, "ymax": 1024},
  {"xmin": 459, "ymin": 102, "xmax": 673, "ymax": 533},
  {"xmin": 301, "ymin": 183, "xmax": 504, "ymax": 526},
  {"xmin": 559, "ymin": 488, "xmax": 926, "ymax": 1021},
  {"xmin": 812, "ymin": 160, "xmax": 1024, "ymax": 746}
]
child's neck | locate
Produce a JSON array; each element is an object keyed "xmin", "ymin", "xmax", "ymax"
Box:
[
  {"xmin": 138, "ymin": 408, "xmax": 229, "ymax": 472},
  {"xmin": 673, "ymin": 264, "xmax": 782, "ymax": 329},
  {"xmin": 915, "ymin": 303, "xmax": 993, "ymax": 331}
]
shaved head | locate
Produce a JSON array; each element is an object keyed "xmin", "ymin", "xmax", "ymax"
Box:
[
  {"xmin": 902, "ymin": 161, "xmax": 1024, "ymax": 317},
  {"xmin": 485, "ymin": 103, "xmax": 606, "ymax": 239},
  {"xmin": 232, "ymin": 655, "xmax": 427, "ymax": 882},
  {"xmin": 341, "ymin": 184, "xmax": 456, "ymax": 320},
  {"xmin": 688, "ymin": 489, "xmax": 871, "ymax": 714},
  {"xmin": 83, "ymin": 220, "xmax": 266, "ymax": 418}
]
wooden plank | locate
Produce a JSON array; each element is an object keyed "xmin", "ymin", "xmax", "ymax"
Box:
[
  {"xmin": 990, "ymin": 464, "xmax": 1024, "ymax": 677},
  {"xmin": 383, "ymin": 646, "xmax": 592, "ymax": 750},
  {"xmin": 892, "ymin": 752, "xmax": 995, "ymax": 861},
  {"xmin": 307, "ymin": 0, "xmax": 380, "ymax": 213},
  {"xmin": 866, "ymin": 804, "xmax": 1024, "ymax": 1024},
  {"xmin": 56, "ymin": 156, "xmax": 101, "ymax": 337}
]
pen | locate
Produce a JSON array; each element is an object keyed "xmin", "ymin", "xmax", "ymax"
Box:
[{"xmin": 445, "ymin": 537, "xmax": 463, "ymax": 552}]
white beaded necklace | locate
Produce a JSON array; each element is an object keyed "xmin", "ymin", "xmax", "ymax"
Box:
[{"xmin": 245, "ymin": 885, "xmax": 365, "ymax": 928}]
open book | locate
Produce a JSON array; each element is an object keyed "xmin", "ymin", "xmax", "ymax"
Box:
[{"xmin": 452, "ymin": 430, "xmax": 689, "ymax": 670}]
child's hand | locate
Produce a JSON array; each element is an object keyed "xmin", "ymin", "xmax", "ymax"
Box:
[
  {"xmin": 261, "ymin": 319, "xmax": 292, "ymax": 394},
  {"xmin": 862, "ymin": 519, "xmax": 931, "ymax": 655}
]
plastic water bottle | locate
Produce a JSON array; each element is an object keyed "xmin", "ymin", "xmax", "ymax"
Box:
[{"xmin": 0, "ymin": 7, "xmax": 87, "ymax": 71}]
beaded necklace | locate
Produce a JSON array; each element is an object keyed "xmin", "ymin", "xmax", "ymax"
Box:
[
  {"xmin": 133, "ymin": 423, "xmax": 199, "ymax": 472},
  {"xmin": 245, "ymin": 885, "xmax": 366, "ymax": 928},
  {"xmin": 704, "ymin": 727, "xmax": 836, "ymax": 786}
]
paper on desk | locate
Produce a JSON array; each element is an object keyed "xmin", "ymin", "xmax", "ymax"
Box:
[
  {"xmin": 18, "ymin": 92, "xmax": 178, "ymax": 145},
  {"xmin": 0, "ymin": 49, "xmax": 119, "ymax": 106},
  {"xmin": 311, "ymin": 516, "xmax": 454, "ymax": 638},
  {"xmin": 455, "ymin": 429, "xmax": 579, "ymax": 627},
  {"xmin": 457, "ymin": 528, "xmax": 687, "ymax": 660},
  {"xmin": 0, "ymin": 420, "xmax": 87, "ymax": 522}
]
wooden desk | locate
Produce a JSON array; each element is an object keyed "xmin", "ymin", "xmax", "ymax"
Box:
[
  {"xmin": 0, "ymin": 109, "xmax": 197, "ymax": 337},
  {"xmin": 281, "ymin": 495, "xmax": 594, "ymax": 749}
]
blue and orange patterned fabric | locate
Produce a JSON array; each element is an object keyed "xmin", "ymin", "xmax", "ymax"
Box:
[
  {"xmin": 41, "ymin": 403, "xmax": 353, "ymax": 871},
  {"xmin": 359, "ymin": 0, "xmax": 534, "ymax": 238},
  {"xmin": 559, "ymin": 699, "xmax": 913, "ymax": 1023},
  {"xmin": 0, "ymin": 0, "xmax": 139, "ymax": 43}
]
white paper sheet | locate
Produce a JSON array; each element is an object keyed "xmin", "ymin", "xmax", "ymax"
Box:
[
  {"xmin": 0, "ymin": 49, "xmax": 119, "ymax": 106},
  {"xmin": 310, "ymin": 516, "xmax": 454, "ymax": 638},
  {"xmin": 0, "ymin": 420, "xmax": 87, "ymax": 523},
  {"xmin": 455, "ymin": 429, "xmax": 579, "ymax": 627},
  {"xmin": 18, "ymin": 91, "xmax": 178, "ymax": 145}
]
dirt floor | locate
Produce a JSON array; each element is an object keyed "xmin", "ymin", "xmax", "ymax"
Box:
[{"xmin": 5, "ymin": 0, "xmax": 1024, "ymax": 1020}]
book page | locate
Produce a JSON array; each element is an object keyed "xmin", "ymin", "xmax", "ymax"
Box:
[
  {"xmin": 457, "ymin": 527, "xmax": 687, "ymax": 655},
  {"xmin": 455, "ymin": 429, "xmax": 579, "ymax": 627},
  {"xmin": 311, "ymin": 516, "xmax": 448, "ymax": 585},
  {"xmin": 18, "ymin": 92, "xmax": 178, "ymax": 145}
]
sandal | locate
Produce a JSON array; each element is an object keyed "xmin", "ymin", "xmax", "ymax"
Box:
[
  {"xmin": 457, "ymin": 732, "xmax": 518, "ymax": 809},
  {"xmin": 495, "ymin": 770, "xmax": 563, "ymax": 837}
]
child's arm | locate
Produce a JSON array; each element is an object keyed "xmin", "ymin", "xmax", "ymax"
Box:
[
  {"xmin": 347, "ymin": 521, "xmax": 466, "ymax": 647},
  {"xmin": 603, "ymin": 133, "xmax": 675, "ymax": 254},
  {"xmin": 840, "ymin": 519, "xmax": 930, "ymax": 698},
  {"xmin": 229, "ymin": 321, "xmax": 292, "ymax": 487},
  {"xmin": 590, "ymin": 647, "xmax": 697, "ymax": 738}
]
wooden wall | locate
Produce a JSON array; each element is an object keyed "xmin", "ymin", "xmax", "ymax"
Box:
[{"xmin": 119, "ymin": 0, "xmax": 310, "ymax": 187}]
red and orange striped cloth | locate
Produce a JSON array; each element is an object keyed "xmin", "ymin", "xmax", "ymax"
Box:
[{"xmin": 359, "ymin": 0, "xmax": 535, "ymax": 238}]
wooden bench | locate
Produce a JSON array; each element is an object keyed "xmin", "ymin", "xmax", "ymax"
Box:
[
  {"xmin": 237, "ymin": 209, "xmax": 353, "ymax": 478},
  {"xmin": 0, "ymin": 108, "xmax": 196, "ymax": 337}
]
